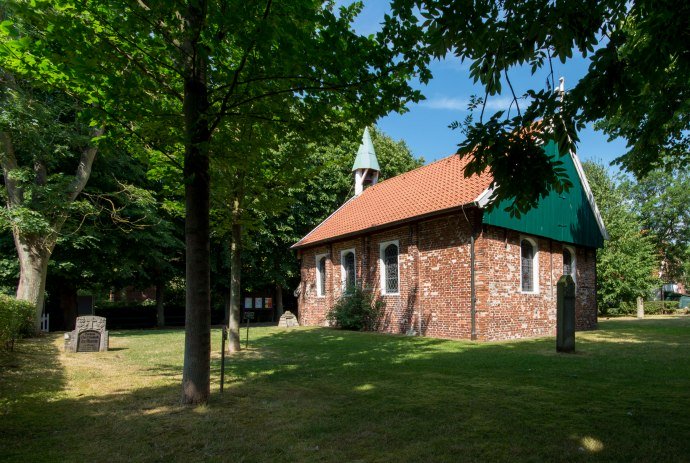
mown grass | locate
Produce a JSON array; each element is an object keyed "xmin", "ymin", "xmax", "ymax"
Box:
[{"xmin": 1, "ymin": 317, "xmax": 689, "ymax": 462}]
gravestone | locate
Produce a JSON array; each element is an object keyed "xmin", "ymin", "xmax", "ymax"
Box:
[
  {"xmin": 637, "ymin": 297, "xmax": 645, "ymax": 319},
  {"xmin": 556, "ymin": 275, "xmax": 576, "ymax": 353},
  {"xmin": 64, "ymin": 316, "xmax": 109, "ymax": 352},
  {"xmin": 278, "ymin": 311, "xmax": 299, "ymax": 328}
]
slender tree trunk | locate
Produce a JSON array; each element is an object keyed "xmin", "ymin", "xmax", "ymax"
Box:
[
  {"xmin": 227, "ymin": 204, "xmax": 242, "ymax": 352},
  {"xmin": 14, "ymin": 234, "xmax": 53, "ymax": 332},
  {"xmin": 180, "ymin": 0, "xmax": 211, "ymax": 405},
  {"xmin": 275, "ymin": 284, "xmax": 284, "ymax": 320},
  {"xmin": 181, "ymin": 114, "xmax": 211, "ymax": 403},
  {"xmin": 156, "ymin": 280, "xmax": 166, "ymax": 327}
]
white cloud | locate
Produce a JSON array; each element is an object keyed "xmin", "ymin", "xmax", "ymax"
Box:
[
  {"xmin": 421, "ymin": 97, "xmax": 470, "ymax": 111},
  {"xmin": 421, "ymin": 96, "xmax": 528, "ymax": 112}
]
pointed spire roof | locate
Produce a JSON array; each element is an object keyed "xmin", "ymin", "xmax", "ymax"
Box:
[{"xmin": 352, "ymin": 127, "xmax": 380, "ymax": 172}]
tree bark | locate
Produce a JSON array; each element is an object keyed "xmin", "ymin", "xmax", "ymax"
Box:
[
  {"xmin": 227, "ymin": 200, "xmax": 242, "ymax": 352},
  {"xmin": 180, "ymin": 0, "xmax": 211, "ymax": 405},
  {"xmin": 156, "ymin": 280, "xmax": 166, "ymax": 327},
  {"xmin": 14, "ymin": 235, "xmax": 53, "ymax": 331}
]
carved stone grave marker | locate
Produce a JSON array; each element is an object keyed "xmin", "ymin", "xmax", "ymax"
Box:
[
  {"xmin": 556, "ymin": 275, "xmax": 576, "ymax": 353},
  {"xmin": 64, "ymin": 316, "xmax": 109, "ymax": 352},
  {"xmin": 278, "ymin": 310, "xmax": 299, "ymax": 328}
]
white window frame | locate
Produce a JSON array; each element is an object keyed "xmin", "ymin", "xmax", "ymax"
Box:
[
  {"xmin": 379, "ymin": 240, "xmax": 400, "ymax": 295},
  {"xmin": 563, "ymin": 245, "xmax": 577, "ymax": 285},
  {"xmin": 520, "ymin": 236, "xmax": 539, "ymax": 294},
  {"xmin": 340, "ymin": 248, "xmax": 357, "ymax": 291},
  {"xmin": 315, "ymin": 253, "xmax": 328, "ymax": 298}
]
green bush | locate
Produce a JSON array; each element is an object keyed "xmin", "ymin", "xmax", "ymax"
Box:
[
  {"xmin": 327, "ymin": 286, "xmax": 384, "ymax": 331},
  {"xmin": 0, "ymin": 294, "xmax": 35, "ymax": 351},
  {"xmin": 644, "ymin": 301, "xmax": 679, "ymax": 314},
  {"xmin": 610, "ymin": 300, "xmax": 680, "ymax": 316},
  {"xmin": 615, "ymin": 302, "xmax": 635, "ymax": 315}
]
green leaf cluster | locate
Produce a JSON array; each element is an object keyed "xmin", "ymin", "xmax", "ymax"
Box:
[
  {"xmin": 326, "ymin": 285, "xmax": 384, "ymax": 331},
  {"xmin": 0, "ymin": 294, "xmax": 34, "ymax": 350},
  {"xmin": 390, "ymin": 0, "xmax": 690, "ymax": 215},
  {"xmin": 625, "ymin": 169, "xmax": 690, "ymax": 286}
]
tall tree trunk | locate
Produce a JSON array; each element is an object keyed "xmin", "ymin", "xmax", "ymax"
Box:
[
  {"xmin": 180, "ymin": 0, "xmax": 211, "ymax": 405},
  {"xmin": 156, "ymin": 280, "xmax": 166, "ymax": 328},
  {"xmin": 227, "ymin": 201, "xmax": 242, "ymax": 352},
  {"xmin": 14, "ymin": 234, "xmax": 52, "ymax": 332},
  {"xmin": 275, "ymin": 284, "xmax": 284, "ymax": 320}
]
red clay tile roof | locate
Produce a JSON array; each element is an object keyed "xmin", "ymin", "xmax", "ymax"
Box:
[{"xmin": 292, "ymin": 154, "xmax": 492, "ymax": 249}]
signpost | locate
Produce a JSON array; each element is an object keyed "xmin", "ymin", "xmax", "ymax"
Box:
[{"xmin": 244, "ymin": 311, "xmax": 255, "ymax": 349}]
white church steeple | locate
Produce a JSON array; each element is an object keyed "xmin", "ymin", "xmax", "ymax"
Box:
[{"xmin": 352, "ymin": 127, "xmax": 380, "ymax": 196}]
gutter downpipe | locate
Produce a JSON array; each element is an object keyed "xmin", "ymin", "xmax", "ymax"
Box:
[
  {"xmin": 461, "ymin": 202, "xmax": 480, "ymax": 341},
  {"xmin": 470, "ymin": 229, "xmax": 477, "ymax": 341}
]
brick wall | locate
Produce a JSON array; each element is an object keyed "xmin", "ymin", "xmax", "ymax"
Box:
[
  {"xmin": 475, "ymin": 226, "xmax": 597, "ymax": 341},
  {"xmin": 297, "ymin": 210, "xmax": 598, "ymax": 341}
]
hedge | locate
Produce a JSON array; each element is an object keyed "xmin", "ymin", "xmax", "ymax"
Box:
[
  {"xmin": 614, "ymin": 300, "xmax": 680, "ymax": 316},
  {"xmin": 0, "ymin": 295, "xmax": 35, "ymax": 351}
]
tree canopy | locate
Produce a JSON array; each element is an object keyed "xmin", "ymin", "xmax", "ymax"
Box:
[
  {"xmin": 583, "ymin": 161, "xmax": 658, "ymax": 310},
  {"xmin": 389, "ymin": 0, "xmax": 690, "ymax": 214},
  {"xmin": 1, "ymin": 0, "xmax": 430, "ymax": 404},
  {"xmin": 625, "ymin": 168, "xmax": 690, "ymax": 286}
]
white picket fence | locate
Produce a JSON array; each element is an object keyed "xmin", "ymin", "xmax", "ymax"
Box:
[{"xmin": 40, "ymin": 313, "xmax": 49, "ymax": 332}]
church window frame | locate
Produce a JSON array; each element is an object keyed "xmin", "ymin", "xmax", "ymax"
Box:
[
  {"xmin": 340, "ymin": 248, "xmax": 357, "ymax": 293},
  {"xmin": 315, "ymin": 253, "xmax": 328, "ymax": 297},
  {"xmin": 563, "ymin": 246, "xmax": 576, "ymax": 285},
  {"xmin": 379, "ymin": 240, "xmax": 400, "ymax": 295},
  {"xmin": 520, "ymin": 236, "xmax": 539, "ymax": 294}
]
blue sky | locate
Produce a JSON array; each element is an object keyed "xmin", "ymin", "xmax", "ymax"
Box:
[{"xmin": 342, "ymin": 1, "xmax": 628, "ymax": 168}]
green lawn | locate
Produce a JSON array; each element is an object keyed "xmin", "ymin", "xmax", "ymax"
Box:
[{"xmin": 1, "ymin": 317, "xmax": 689, "ymax": 462}]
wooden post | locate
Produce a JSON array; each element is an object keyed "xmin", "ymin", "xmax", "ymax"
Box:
[
  {"xmin": 637, "ymin": 297, "xmax": 644, "ymax": 319},
  {"xmin": 556, "ymin": 275, "xmax": 576, "ymax": 353}
]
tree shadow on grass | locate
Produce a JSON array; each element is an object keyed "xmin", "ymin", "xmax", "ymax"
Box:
[
  {"xmin": 0, "ymin": 335, "xmax": 67, "ymax": 460},
  {"xmin": 2, "ymin": 321, "xmax": 689, "ymax": 462}
]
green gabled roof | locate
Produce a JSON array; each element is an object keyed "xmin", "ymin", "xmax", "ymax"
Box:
[
  {"xmin": 482, "ymin": 140, "xmax": 608, "ymax": 248},
  {"xmin": 352, "ymin": 127, "xmax": 380, "ymax": 172}
]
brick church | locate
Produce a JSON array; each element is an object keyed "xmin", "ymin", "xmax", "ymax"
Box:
[{"xmin": 292, "ymin": 128, "xmax": 607, "ymax": 341}]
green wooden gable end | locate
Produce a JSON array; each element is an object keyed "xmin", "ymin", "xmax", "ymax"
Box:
[{"xmin": 482, "ymin": 141, "xmax": 606, "ymax": 249}]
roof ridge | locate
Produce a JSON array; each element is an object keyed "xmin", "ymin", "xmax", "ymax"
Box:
[
  {"xmin": 360, "ymin": 153, "xmax": 461, "ymax": 194},
  {"xmin": 293, "ymin": 152, "xmax": 492, "ymax": 249}
]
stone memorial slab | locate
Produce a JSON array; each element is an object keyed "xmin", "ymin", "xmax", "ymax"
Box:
[{"xmin": 64, "ymin": 316, "xmax": 109, "ymax": 352}]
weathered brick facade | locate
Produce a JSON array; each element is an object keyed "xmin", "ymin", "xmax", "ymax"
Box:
[{"xmin": 297, "ymin": 209, "xmax": 597, "ymax": 342}]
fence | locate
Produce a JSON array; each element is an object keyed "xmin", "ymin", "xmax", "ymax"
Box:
[{"xmin": 40, "ymin": 313, "xmax": 49, "ymax": 332}]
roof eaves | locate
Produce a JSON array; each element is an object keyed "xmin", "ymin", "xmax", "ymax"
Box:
[
  {"xmin": 474, "ymin": 186, "xmax": 495, "ymax": 208},
  {"xmin": 290, "ymin": 196, "xmax": 357, "ymax": 249},
  {"xmin": 291, "ymin": 201, "xmax": 480, "ymax": 250}
]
